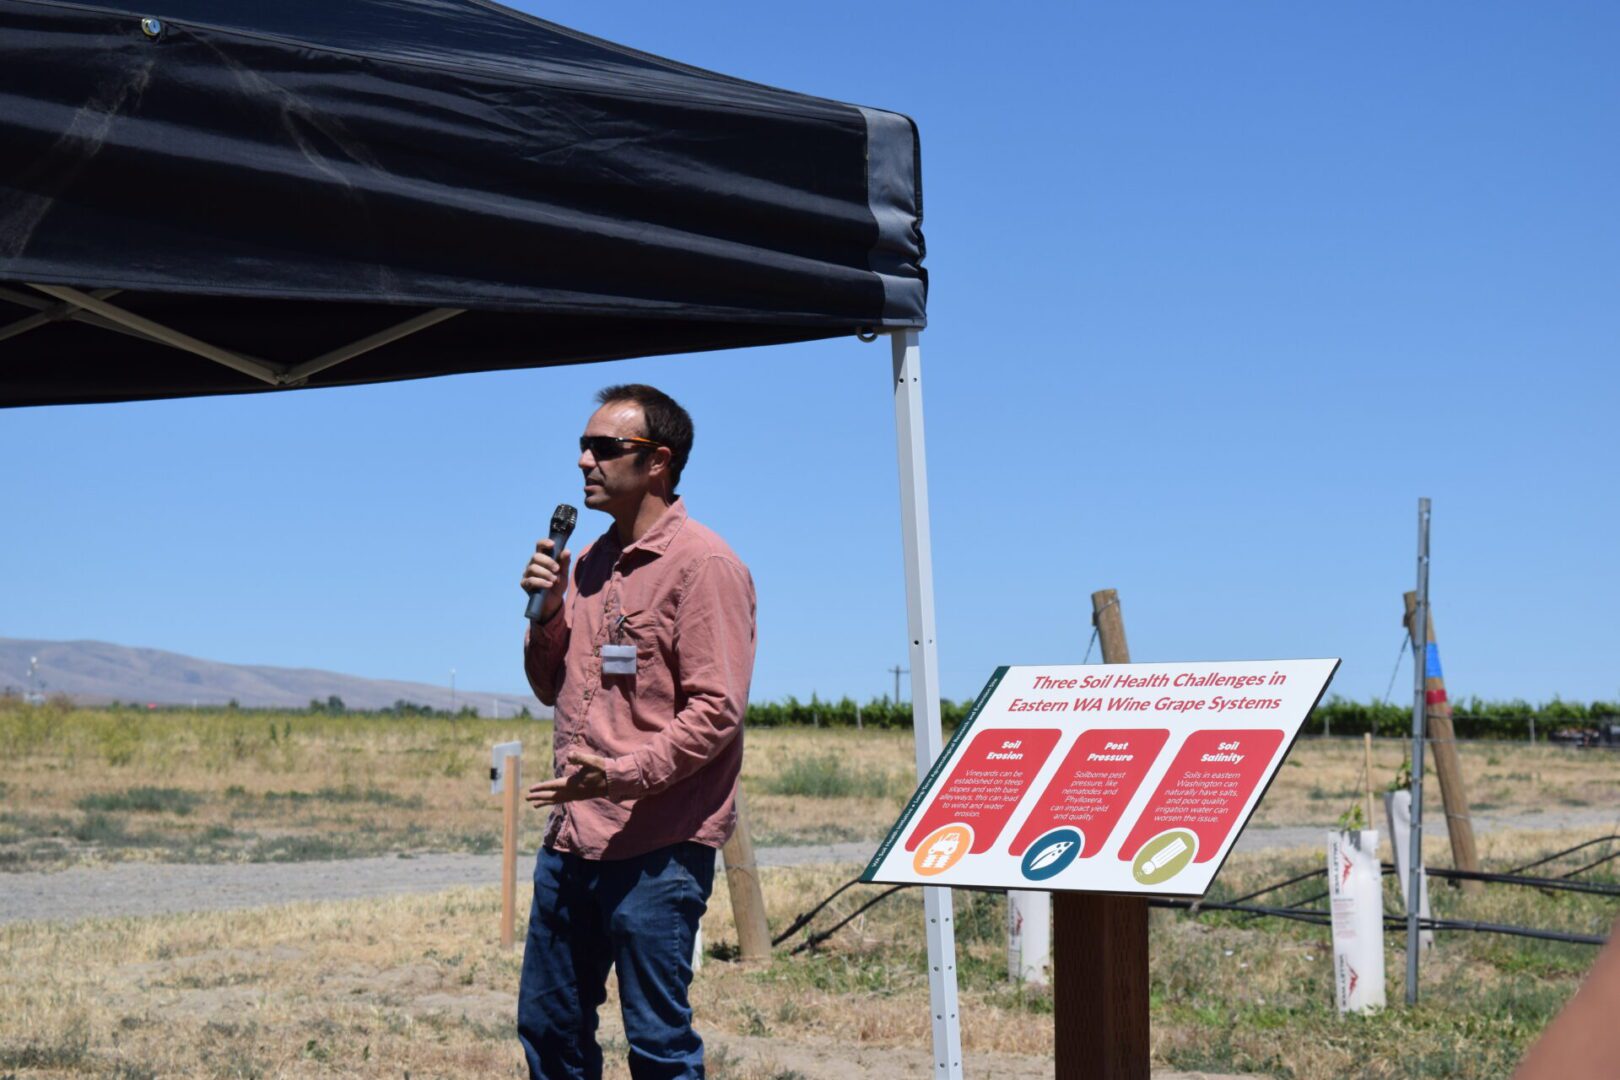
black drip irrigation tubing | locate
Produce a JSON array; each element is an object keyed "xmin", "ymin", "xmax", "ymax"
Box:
[
  {"xmin": 1239, "ymin": 837, "xmax": 1620, "ymax": 919},
  {"xmin": 1224, "ymin": 865, "xmax": 1328, "ymax": 906},
  {"xmin": 1404, "ymin": 916, "xmax": 1607, "ymax": 947},
  {"xmin": 767, "ymin": 837, "xmax": 1619, "ymax": 955},
  {"xmin": 1151, "ymin": 897, "xmax": 1608, "ymax": 946},
  {"xmin": 1255, "ymin": 863, "xmax": 1620, "ymax": 919},
  {"xmin": 1563, "ymin": 848, "xmax": 1620, "ymax": 880},
  {"xmin": 788, "ymin": 885, "xmax": 907, "ymax": 956},
  {"xmin": 1505, "ymin": 834, "xmax": 1620, "ymax": 876},
  {"xmin": 1149, "ymin": 897, "xmax": 1332, "ymax": 928},
  {"xmin": 772, "ymin": 877, "xmax": 861, "ymax": 948},
  {"xmin": 1427, "ymin": 865, "xmax": 1620, "ymax": 897}
]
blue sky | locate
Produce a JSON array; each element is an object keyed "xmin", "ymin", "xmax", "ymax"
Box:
[{"xmin": 5, "ymin": 4, "xmax": 1617, "ymax": 707}]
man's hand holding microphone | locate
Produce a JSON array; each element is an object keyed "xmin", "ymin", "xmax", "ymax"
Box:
[
  {"xmin": 521, "ymin": 503, "xmax": 578, "ymax": 623},
  {"xmin": 520, "ymin": 536, "xmax": 572, "ymax": 623},
  {"xmin": 520, "ymin": 504, "xmax": 609, "ymax": 804}
]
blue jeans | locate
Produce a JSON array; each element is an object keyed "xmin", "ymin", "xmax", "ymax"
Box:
[{"xmin": 518, "ymin": 842, "xmax": 716, "ymax": 1080}]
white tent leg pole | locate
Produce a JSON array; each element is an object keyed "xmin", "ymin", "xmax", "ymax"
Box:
[{"xmin": 890, "ymin": 328, "xmax": 963, "ymax": 1080}]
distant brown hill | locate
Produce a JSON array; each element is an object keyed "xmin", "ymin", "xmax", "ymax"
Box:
[{"xmin": 0, "ymin": 637, "xmax": 546, "ymax": 718}]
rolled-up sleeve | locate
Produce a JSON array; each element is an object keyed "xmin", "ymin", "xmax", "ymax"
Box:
[
  {"xmin": 604, "ymin": 555, "xmax": 755, "ymax": 798},
  {"xmin": 523, "ymin": 604, "xmax": 571, "ymax": 707}
]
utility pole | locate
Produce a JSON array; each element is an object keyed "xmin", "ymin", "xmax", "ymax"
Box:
[
  {"xmin": 889, "ymin": 664, "xmax": 908, "ymax": 704},
  {"xmin": 1053, "ymin": 588, "xmax": 1149, "ymax": 1079},
  {"xmin": 450, "ymin": 667, "xmax": 457, "ymax": 714},
  {"xmin": 1402, "ymin": 591, "xmax": 1480, "ymax": 889}
]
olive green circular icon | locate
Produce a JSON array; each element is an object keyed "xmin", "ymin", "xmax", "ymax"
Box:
[{"xmin": 1131, "ymin": 830, "xmax": 1197, "ymax": 886}]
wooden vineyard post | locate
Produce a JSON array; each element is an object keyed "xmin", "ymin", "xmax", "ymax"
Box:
[
  {"xmin": 1402, "ymin": 592, "xmax": 1481, "ymax": 888},
  {"xmin": 720, "ymin": 791, "xmax": 772, "ymax": 961},
  {"xmin": 501, "ymin": 753, "xmax": 522, "ymax": 949},
  {"xmin": 1053, "ymin": 588, "xmax": 1150, "ymax": 1080}
]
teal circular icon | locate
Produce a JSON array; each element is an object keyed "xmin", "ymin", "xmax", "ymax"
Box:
[{"xmin": 1020, "ymin": 828, "xmax": 1083, "ymax": 881}]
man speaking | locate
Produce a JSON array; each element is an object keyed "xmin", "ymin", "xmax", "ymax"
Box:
[{"xmin": 517, "ymin": 384, "xmax": 756, "ymax": 1080}]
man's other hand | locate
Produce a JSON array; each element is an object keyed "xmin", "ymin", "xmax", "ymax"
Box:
[
  {"xmin": 526, "ymin": 751, "xmax": 611, "ymax": 806},
  {"xmin": 520, "ymin": 538, "xmax": 572, "ymax": 621}
]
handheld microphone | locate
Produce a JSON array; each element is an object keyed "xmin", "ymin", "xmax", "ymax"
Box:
[{"xmin": 525, "ymin": 503, "xmax": 578, "ymax": 622}]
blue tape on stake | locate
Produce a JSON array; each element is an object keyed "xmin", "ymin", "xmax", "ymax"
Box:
[{"xmin": 1425, "ymin": 643, "xmax": 1443, "ymax": 680}]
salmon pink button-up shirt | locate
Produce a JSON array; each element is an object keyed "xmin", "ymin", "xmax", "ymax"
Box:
[{"xmin": 523, "ymin": 498, "xmax": 756, "ymax": 860}]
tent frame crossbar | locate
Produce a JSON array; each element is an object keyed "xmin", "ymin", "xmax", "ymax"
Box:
[
  {"xmin": 282, "ymin": 306, "xmax": 465, "ymax": 382},
  {"xmin": 7, "ymin": 283, "xmax": 464, "ymax": 388},
  {"xmin": 27, "ymin": 283, "xmax": 283, "ymax": 384},
  {"xmin": 0, "ymin": 286, "xmax": 153, "ymax": 346}
]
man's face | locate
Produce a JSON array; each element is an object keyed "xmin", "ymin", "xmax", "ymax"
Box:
[{"xmin": 579, "ymin": 401, "xmax": 655, "ymax": 514}]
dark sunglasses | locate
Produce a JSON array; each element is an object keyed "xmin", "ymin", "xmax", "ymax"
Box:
[{"xmin": 579, "ymin": 435, "xmax": 662, "ymax": 460}]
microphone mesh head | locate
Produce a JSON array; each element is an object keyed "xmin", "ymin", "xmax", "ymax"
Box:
[{"xmin": 551, "ymin": 504, "xmax": 578, "ymax": 533}]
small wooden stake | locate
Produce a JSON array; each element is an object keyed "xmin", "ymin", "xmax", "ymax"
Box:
[
  {"xmin": 721, "ymin": 791, "xmax": 772, "ymax": 962},
  {"xmin": 1364, "ymin": 732, "xmax": 1375, "ymax": 830},
  {"xmin": 501, "ymin": 753, "xmax": 521, "ymax": 949},
  {"xmin": 1053, "ymin": 589, "xmax": 1149, "ymax": 1080}
]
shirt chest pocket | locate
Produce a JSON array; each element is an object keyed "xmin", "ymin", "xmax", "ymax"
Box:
[{"xmin": 602, "ymin": 610, "xmax": 663, "ymax": 680}]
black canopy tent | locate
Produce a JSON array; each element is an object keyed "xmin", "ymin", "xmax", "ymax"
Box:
[
  {"xmin": 0, "ymin": 0, "xmax": 923, "ymax": 406},
  {"xmin": 1, "ymin": 2, "xmax": 961, "ymax": 1073}
]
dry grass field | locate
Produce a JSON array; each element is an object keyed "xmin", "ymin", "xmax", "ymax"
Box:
[
  {"xmin": 0, "ymin": 708, "xmax": 926, "ymax": 869},
  {"xmin": 3, "ymin": 705, "xmax": 1615, "ymax": 871},
  {"xmin": 3, "ymin": 705, "xmax": 1618, "ymax": 1077}
]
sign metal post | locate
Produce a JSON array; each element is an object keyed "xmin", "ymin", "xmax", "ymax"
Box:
[{"xmin": 1406, "ymin": 498, "xmax": 1431, "ymax": 1003}]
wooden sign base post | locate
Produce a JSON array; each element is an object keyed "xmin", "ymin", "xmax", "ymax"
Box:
[
  {"xmin": 501, "ymin": 753, "xmax": 522, "ymax": 949},
  {"xmin": 1054, "ymin": 589, "xmax": 1149, "ymax": 1080},
  {"xmin": 1055, "ymin": 891, "xmax": 1149, "ymax": 1078}
]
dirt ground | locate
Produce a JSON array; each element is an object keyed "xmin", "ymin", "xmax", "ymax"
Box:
[
  {"xmin": 0, "ymin": 879, "xmax": 1273, "ymax": 1079},
  {"xmin": 3, "ymin": 713, "xmax": 1614, "ymax": 1077},
  {"xmin": 6, "ymin": 828, "xmax": 1615, "ymax": 1078}
]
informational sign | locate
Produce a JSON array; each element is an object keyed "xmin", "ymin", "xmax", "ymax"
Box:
[
  {"xmin": 862, "ymin": 659, "xmax": 1340, "ymax": 897},
  {"xmin": 490, "ymin": 740, "xmax": 523, "ymax": 795}
]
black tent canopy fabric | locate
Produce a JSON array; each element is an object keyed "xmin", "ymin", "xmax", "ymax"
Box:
[{"xmin": 0, "ymin": 0, "xmax": 925, "ymax": 406}]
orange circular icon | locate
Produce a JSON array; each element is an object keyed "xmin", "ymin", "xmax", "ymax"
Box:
[{"xmin": 911, "ymin": 824, "xmax": 974, "ymax": 876}]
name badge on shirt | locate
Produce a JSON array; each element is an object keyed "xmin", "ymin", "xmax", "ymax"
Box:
[{"xmin": 601, "ymin": 644, "xmax": 637, "ymax": 675}]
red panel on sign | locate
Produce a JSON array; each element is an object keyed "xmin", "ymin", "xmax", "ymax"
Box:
[
  {"xmin": 1005, "ymin": 728, "xmax": 1169, "ymax": 857},
  {"xmin": 905, "ymin": 728, "xmax": 1062, "ymax": 854},
  {"xmin": 1117, "ymin": 729, "xmax": 1285, "ymax": 863}
]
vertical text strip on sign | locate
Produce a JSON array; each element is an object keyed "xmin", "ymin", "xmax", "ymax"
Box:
[
  {"xmin": 1006, "ymin": 729, "xmax": 1168, "ymax": 857},
  {"xmin": 904, "ymin": 729, "xmax": 1063, "ymax": 854},
  {"xmin": 1116, "ymin": 729, "xmax": 1285, "ymax": 864}
]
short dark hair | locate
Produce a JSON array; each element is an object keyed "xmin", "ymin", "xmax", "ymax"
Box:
[{"xmin": 595, "ymin": 383, "xmax": 694, "ymax": 491}]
